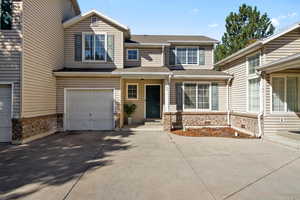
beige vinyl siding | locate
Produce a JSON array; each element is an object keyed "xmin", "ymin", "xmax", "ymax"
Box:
[
  {"xmin": 167, "ymin": 45, "xmax": 214, "ymax": 69},
  {"xmin": 170, "ymin": 79, "xmax": 227, "ymax": 112},
  {"xmin": 264, "ymin": 73, "xmax": 300, "ymax": 135},
  {"xmin": 56, "ymin": 77, "xmax": 121, "ymax": 114},
  {"xmin": 264, "ymin": 28, "xmax": 300, "ymax": 63},
  {"xmin": 122, "ymin": 79, "xmax": 163, "ymax": 123},
  {"xmin": 22, "ymin": 0, "xmax": 75, "ymax": 117},
  {"xmin": 125, "ymin": 48, "xmax": 163, "ymax": 67},
  {"xmin": 223, "ymin": 58, "xmax": 248, "ymax": 113},
  {"xmin": 64, "ymin": 15, "xmax": 124, "ymax": 69},
  {"xmin": 0, "ymin": 1, "xmax": 22, "ymax": 118}
]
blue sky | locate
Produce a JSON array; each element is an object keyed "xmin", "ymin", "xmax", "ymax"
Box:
[{"xmin": 77, "ymin": 0, "xmax": 300, "ymax": 41}]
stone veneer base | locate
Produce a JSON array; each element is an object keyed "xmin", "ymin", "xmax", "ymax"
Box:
[
  {"xmin": 230, "ymin": 113, "xmax": 260, "ymax": 136},
  {"xmin": 12, "ymin": 114, "xmax": 58, "ymax": 143}
]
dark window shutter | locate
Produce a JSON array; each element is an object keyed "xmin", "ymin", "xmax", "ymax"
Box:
[
  {"xmin": 107, "ymin": 35, "xmax": 114, "ymax": 62},
  {"xmin": 176, "ymin": 82, "xmax": 183, "ymax": 111},
  {"xmin": 169, "ymin": 47, "xmax": 176, "ymax": 66},
  {"xmin": 1, "ymin": 0, "xmax": 12, "ymax": 30},
  {"xmin": 199, "ymin": 48, "xmax": 205, "ymax": 65},
  {"xmin": 211, "ymin": 83, "xmax": 219, "ymax": 111},
  {"xmin": 74, "ymin": 33, "xmax": 82, "ymax": 61}
]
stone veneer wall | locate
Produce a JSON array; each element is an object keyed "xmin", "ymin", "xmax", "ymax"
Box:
[
  {"xmin": 230, "ymin": 113, "xmax": 260, "ymax": 136},
  {"xmin": 12, "ymin": 114, "xmax": 58, "ymax": 141},
  {"xmin": 163, "ymin": 112, "xmax": 228, "ymax": 131}
]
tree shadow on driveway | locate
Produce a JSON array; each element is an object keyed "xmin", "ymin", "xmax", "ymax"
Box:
[{"xmin": 0, "ymin": 131, "xmax": 134, "ymax": 200}]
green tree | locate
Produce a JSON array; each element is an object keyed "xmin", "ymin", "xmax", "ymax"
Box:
[{"xmin": 215, "ymin": 4, "xmax": 275, "ymax": 62}]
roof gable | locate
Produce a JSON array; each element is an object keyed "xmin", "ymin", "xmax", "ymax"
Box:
[
  {"xmin": 63, "ymin": 10, "xmax": 130, "ymax": 32},
  {"xmin": 216, "ymin": 22, "xmax": 300, "ymax": 66}
]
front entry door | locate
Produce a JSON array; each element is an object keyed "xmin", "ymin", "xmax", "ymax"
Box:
[{"xmin": 146, "ymin": 85, "xmax": 161, "ymax": 118}]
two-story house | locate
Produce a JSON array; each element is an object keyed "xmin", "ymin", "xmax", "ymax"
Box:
[{"xmin": 2, "ymin": 0, "xmax": 299, "ymax": 144}]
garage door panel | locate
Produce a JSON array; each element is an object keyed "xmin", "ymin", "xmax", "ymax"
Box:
[{"xmin": 66, "ymin": 89, "xmax": 114, "ymax": 131}]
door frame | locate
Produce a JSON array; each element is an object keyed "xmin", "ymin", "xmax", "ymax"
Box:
[
  {"xmin": 64, "ymin": 88, "xmax": 116, "ymax": 131},
  {"xmin": 0, "ymin": 82, "xmax": 14, "ymax": 142},
  {"xmin": 144, "ymin": 84, "xmax": 162, "ymax": 119}
]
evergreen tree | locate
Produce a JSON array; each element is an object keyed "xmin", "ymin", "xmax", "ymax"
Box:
[{"xmin": 215, "ymin": 4, "xmax": 275, "ymax": 62}]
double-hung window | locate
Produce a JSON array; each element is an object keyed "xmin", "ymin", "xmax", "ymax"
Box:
[
  {"xmin": 127, "ymin": 84, "xmax": 138, "ymax": 100},
  {"xmin": 176, "ymin": 47, "xmax": 199, "ymax": 65},
  {"xmin": 83, "ymin": 33, "xmax": 106, "ymax": 61},
  {"xmin": 127, "ymin": 49, "xmax": 139, "ymax": 61},
  {"xmin": 183, "ymin": 83, "xmax": 210, "ymax": 110},
  {"xmin": 0, "ymin": 0, "xmax": 12, "ymax": 30},
  {"xmin": 247, "ymin": 53, "xmax": 261, "ymax": 112},
  {"xmin": 272, "ymin": 76, "xmax": 300, "ymax": 113}
]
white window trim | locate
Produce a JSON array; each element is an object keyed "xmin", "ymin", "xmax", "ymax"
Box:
[
  {"xmin": 126, "ymin": 83, "xmax": 139, "ymax": 100},
  {"xmin": 82, "ymin": 32, "xmax": 107, "ymax": 63},
  {"xmin": 270, "ymin": 74, "xmax": 300, "ymax": 114},
  {"xmin": 126, "ymin": 49, "xmax": 139, "ymax": 61},
  {"xmin": 175, "ymin": 46, "xmax": 199, "ymax": 65},
  {"xmin": 246, "ymin": 51, "xmax": 262, "ymax": 113},
  {"xmin": 182, "ymin": 81, "xmax": 212, "ymax": 112}
]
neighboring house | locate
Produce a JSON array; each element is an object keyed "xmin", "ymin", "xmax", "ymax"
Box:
[
  {"xmin": 215, "ymin": 23, "xmax": 300, "ymax": 137},
  {"xmin": 0, "ymin": 0, "xmax": 80, "ymax": 143},
  {"xmin": 1, "ymin": 1, "xmax": 299, "ymax": 144}
]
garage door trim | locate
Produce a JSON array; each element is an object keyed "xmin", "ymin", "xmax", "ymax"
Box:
[
  {"xmin": 0, "ymin": 82, "xmax": 14, "ymax": 142},
  {"xmin": 63, "ymin": 88, "xmax": 116, "ymax": 131}
]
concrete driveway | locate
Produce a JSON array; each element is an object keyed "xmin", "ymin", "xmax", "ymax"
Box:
[{"xmin": 0, "ymin": 131, "xmax": 300, "ymax": 200}]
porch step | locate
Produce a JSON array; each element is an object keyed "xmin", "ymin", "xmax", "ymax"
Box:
[
  {"xmin": 144, "ymin": 119, "xmax": 163, "ymax": 126},
  {"xmin": 121, "ymin": 124, "xmax": 164, "ymax": 131}
]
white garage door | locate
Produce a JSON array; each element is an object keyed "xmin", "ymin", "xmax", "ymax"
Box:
[
  {"xmin": 66, "ymin": 89, "xmax": 114, "ymax": 131},
  {"xmin": 0, "ymin": 85, "xmax": 12, "ymax": 142}
]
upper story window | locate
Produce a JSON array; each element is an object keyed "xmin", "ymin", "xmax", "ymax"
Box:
[
  {"xmin": 83, "ymin": 33, "xmax": 107, "ymax": 62},
  {"xmin": 0, "ymin": 0, "xmax": 12, "ymax": 30},
  {"xmin": 127, "ymin": 49, "xmax": 139, "ymax": 61},
  {"xmin": 176, "ymin": 47, "xmax": 198, "ymax": 65},
  {"xmin": 247, "ymin": 53, "xmax": 260, "ymax": 75}
]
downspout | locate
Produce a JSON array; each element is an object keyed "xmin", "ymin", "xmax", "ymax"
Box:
[
  {"xmin": 257, "ymin": 71, "xmax": 264, "ymax": 138},
  {"xmin": 227, "ymin": 76, "xmax": 233, "ymax": 126}
]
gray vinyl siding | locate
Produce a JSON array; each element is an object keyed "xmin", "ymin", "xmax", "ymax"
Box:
[
  {"xmin": 0, "ymin": 1, "xmax": 22, "ymax": 118},
  {"xmin": 64, "ymin": 15, "xmax": 124, "ymax": 69},
  {"xmin": 56, "ymin": 77, "xmax": 121, "ymax": 114},
  {"xmin": 169, "ymin": 79, "xmax": 227, "ymax": 112},
  {"xmin": 22, "ymin": 0, "xmax": 76, "ymax": 118},
  {"xmin": 264, "ymin": 28, "xmax": 300, "ymax": 63},
  {"xmin": 166, "ymin": 45, "xmax": 214, "ymax": 69},
  {"xmin": 125, "ymin": 48, "xmax": 163, "ymax": 67}
]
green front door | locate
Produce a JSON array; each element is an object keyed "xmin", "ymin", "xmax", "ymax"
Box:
[{"xmin": 146, "ymin": 85, "xmax": 161, "ymax": 118}]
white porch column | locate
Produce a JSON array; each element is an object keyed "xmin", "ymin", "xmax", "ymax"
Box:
[{"xmin": 164, "ymin": 77, "xmax": 170, "ymax": 112}]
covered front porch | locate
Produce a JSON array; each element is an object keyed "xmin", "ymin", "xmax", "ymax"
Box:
[{"xmin": 258, "ymin": 53, "xmax": 300, "ymax": 144}]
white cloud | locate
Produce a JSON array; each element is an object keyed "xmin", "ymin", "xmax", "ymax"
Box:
[
  {"xmin": 208, "ymin": 23, "xmax": 219, "ymax": 28},
  {"xmin": 191, "ymin": 8, "xmax": 200, "ymax": 15},
  {"xmin": 271, "ymin": 12, "xmax": 298, "ymax": 27},
  {"xmin": 271, "ymin": 18, "xmax": 280, "ymax": 27}
]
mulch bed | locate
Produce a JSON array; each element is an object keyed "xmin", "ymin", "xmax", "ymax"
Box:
[{"xmin": 171, "ymin": 127, "xmax": 257, "ymax": 139}]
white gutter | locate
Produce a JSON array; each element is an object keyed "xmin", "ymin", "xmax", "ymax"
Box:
[
  {"xmin": 53, "ymin": 72, "xmax": 118, "ymax": 77},
  {"xmin": 226, "ymin": 76, "xmax": 233, "ymax": 126},
  {"xmin": 113, "ymin": 72, "xmax": 171, "ymax": 75},
  {"xmin": 167, "ymin": 40, "xmax": 219, "ymax": 44},
  {"xmin": 173, "ymin": 75, "xmax": 232, "ymax": 79},
  {"xmin": 125, "ymin": 42, "xmax": 171, "ymax": 47},
  {"xmin": 257, "ymin": 72, "xmax": 264, "ymax": 138}
]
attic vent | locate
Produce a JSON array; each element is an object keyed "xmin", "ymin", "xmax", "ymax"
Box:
[{"xmin": 91, "ymin": 17, "xmax": 99, "ymax": 25}]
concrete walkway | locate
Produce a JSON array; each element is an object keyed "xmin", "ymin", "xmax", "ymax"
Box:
[{"xmin": 1, "ymin": 131, "xmax": 300, "ymax": 200}]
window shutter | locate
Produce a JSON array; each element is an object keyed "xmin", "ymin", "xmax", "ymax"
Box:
[
  {"xmin": 74, "ymin": 33, "xmax": 82, "ymax": 61},
  {"xmin": 199, "ymin": 48, "xmax": 205, "ymax": 65},
  {"xmin": 107, "ymin": 35, "xmax": 114, "ymax": 62},
  {"xmin": 176, "ymin": 82, "xmax": 183, "ymax": 111},
  {"xmin": 211, "ymin": 83, "xmax": 219, "ymax": 110},
  {"xmin": 169, "ymin": 47, "xmax": 176, "ymax": 66}
]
